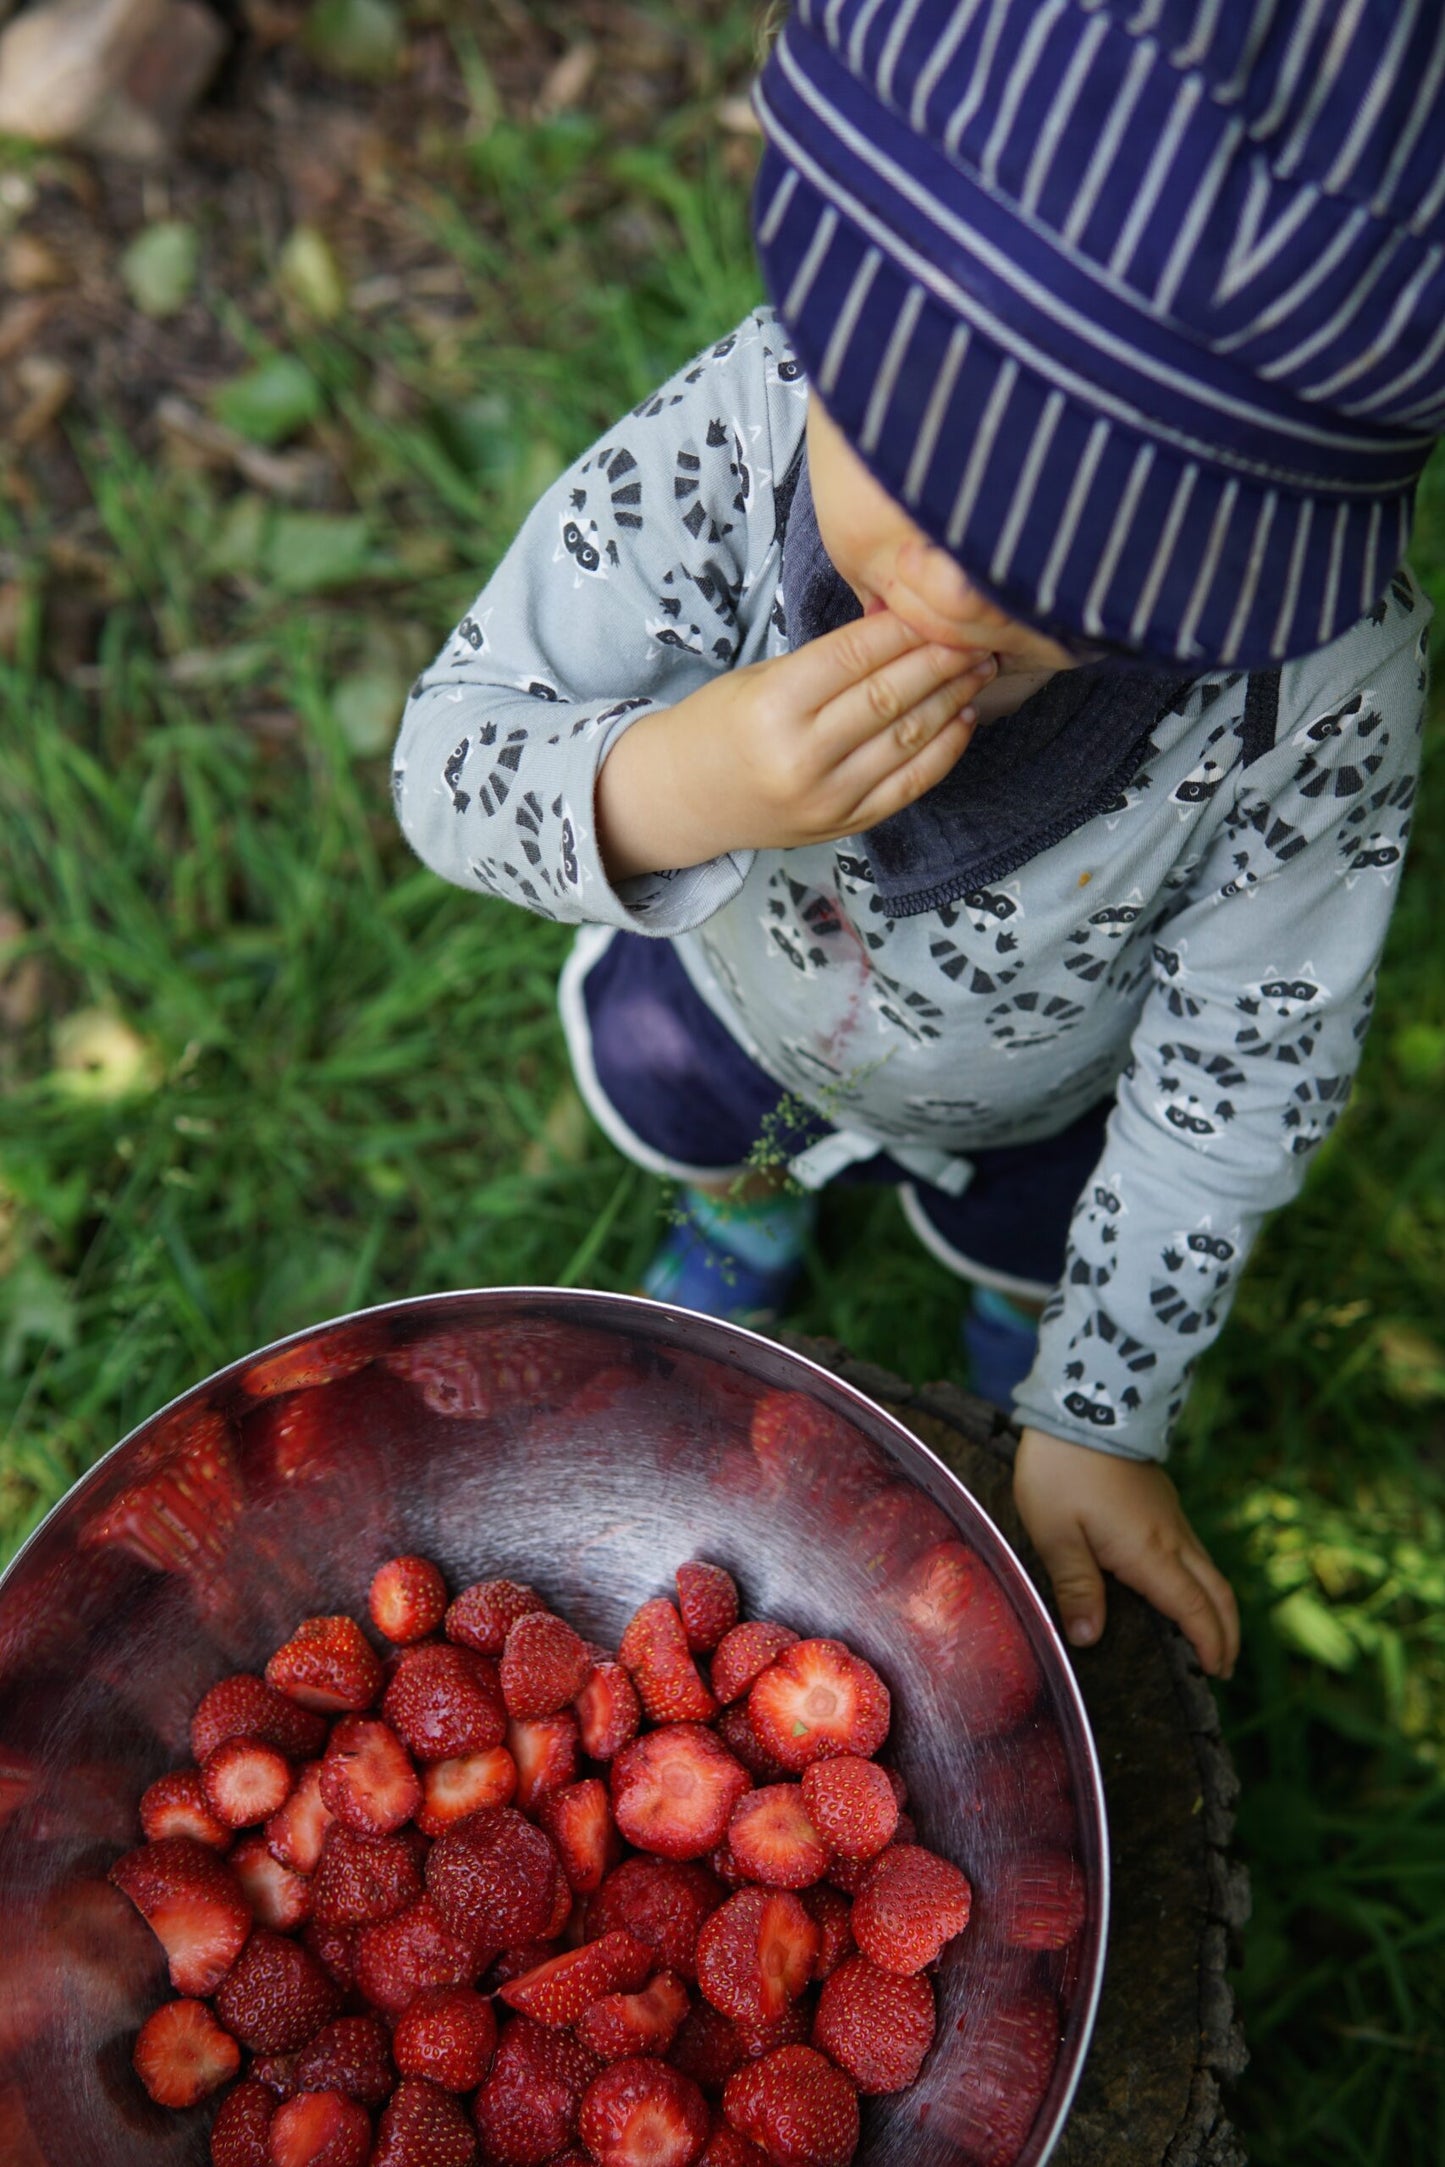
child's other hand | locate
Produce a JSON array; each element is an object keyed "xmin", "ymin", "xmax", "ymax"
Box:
[{"xmin": 1012, "ymin": 1425, "xmax": 1239, "ymax": 1679}]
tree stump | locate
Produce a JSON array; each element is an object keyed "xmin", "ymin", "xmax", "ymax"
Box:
[{"xmin": 787, "ymin": 1336, "xmax": 1251, "ymax": 2167}]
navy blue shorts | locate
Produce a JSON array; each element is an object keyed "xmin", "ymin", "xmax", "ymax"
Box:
[{"xmin": 559, "ymin": 927, "xmax": 1113, "ymax": 1300}]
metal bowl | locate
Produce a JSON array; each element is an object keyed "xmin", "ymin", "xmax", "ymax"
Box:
[{"xmin": 0, "ymin": 1289, "xmax": 1106, "ymax": 2166}]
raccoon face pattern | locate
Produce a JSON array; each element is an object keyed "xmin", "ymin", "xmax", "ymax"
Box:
[
  {"xmin": 1238, "ymin": 971, "xmax": 1325, "ymax": 1023},
  {"xmin": 1068, "ymin": 1182, "xmax": 1125, "ymax": 1288},
  {"xmin": 557, "ymin": 516, "xmax": 604, "ymax": 577},
  {"xmin": 1154, "ymin": 1045, "xmax": 1241, "ymax": 1137},
  {"xmin": 1149, "ymin": 1224, "xmax": 1238, "ymax": 1334},
  {"xmin": 1281, "ymin": 1075, "xmax": 1351, "ymax": 1156}
]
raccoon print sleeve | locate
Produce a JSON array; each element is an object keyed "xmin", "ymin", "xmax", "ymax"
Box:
[
  {"xmin": 392, "ymin": 311, "xmax": 804, "ymax": 932},
  {"xmin": 1011, "ymin": 577, "xmax": 1429, "ymax": 1460}
]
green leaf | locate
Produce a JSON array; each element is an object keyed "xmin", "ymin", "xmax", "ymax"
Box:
[
  {"xmin": 1272, "ymin": 1589, "xmax": 1358, "ymax": 1673},
  {"xmin": 279, "ymin": 227, "xmax": 347, "ymax": 321},
  {"xmin": 119, "ymin": 221, "xmax": 199, "ymax": 319},
  {"xmin": 331, "ymin": 667, "xmax": 407, "ymax": 755},
  {"xmin": 303, "ymin": 0, "xmax": 404, "ymax": 81},
  {"xmin": 0, "ymin": 1256, "xmax": 77, "ymax": 1379},
  {"xmin": 1391, "ymin": 1021, "xmax": 1445, "ymax": 1084},
  {"xmin": 212, "ymin": 355, "xmax": 323, "ymax": 447},
  {"xmin": 266, "ymin": 513, "xmax": 372, "ymax": 593}
]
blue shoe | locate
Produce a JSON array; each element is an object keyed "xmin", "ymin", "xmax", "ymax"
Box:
[
  {"xmin": 641, "ymin": 1187, "xmax": 814, "ymax": 1325},
  {"xmin": 961, "ymin": 1285, "xmax": 1041, "ymax": 1407}
]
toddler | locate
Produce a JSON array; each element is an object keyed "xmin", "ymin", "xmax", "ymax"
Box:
[{"xmin": 393, "ymin": 0, "xmax": 1442, "ymax": 1678}]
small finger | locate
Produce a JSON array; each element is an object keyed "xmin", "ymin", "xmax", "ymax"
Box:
[
  {"xmin": 843, "ymin": 710, "xmax": 979, "ymax": 829},
  {"xmin": 1035, "ymin": 1529, "xmax": 1108, "ymax": 1652},
  {"xmin": 819, "ymin": 642, "xmax": 994, "ymax": 759},
  {"xmin": 1137, "ymin": 1550, "xmax": 1230, "ymax": 1677},
  {"xmin": 1180, "ymin": 1548, "xmax": 1241, "ymax": 1679}
]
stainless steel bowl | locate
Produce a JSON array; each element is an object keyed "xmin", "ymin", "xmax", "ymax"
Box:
[{"xmin": 0, "ymin": 1289, "xmax": 1107, "ymax": 2165}]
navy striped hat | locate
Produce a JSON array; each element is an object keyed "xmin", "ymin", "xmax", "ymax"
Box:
[{"xmin": 752, "ymin": 0, "xmax": 1445, "ymax": 668}]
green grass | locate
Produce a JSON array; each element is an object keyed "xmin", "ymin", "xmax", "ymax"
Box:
[{"xmin": 3, "ymin": 11, "xmax": 1445, "ymax": 2159}]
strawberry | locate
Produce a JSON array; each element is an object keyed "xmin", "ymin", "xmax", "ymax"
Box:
[
  {"xmin": 500, "ymin": 1611, "xmax": 591, "ymax": 1719},
  {"xmin": 931, "ymin": 1985, "xmax": 1060, "ymax": 2167},
  {"xmin": 547, "ymin": 1866, "xmax": 577, "ymax": 1941},
  {"xmin": 813, "ymin": 1954, "xmax": 935, "ymax": 2093},
  {"xmin": 319, "ymin": 1718, "xmax": 421, "ymax": 1836},
  {"xmin": 539, "ymin": 1778, "xmax": 620, "ymax": 1895},
  {"xmin": 445, "ymin": 1580, "xmax": 546, "ymax": 1657},
  {"xmin": 473, "ymin": 2014, "xmax": 603, "ymax": 2166},
  {"xmin": 214, "ymin": 1925, "xmax": 341, "ymax": 2051},
  {"xmin": 130, "ymin": 1996, "xmax": 240, "ymax": 2107},
  {"xmin": 385, "ymin": 1320, "xmax": 595, "ymax": 1419},
  {"xmin": 895, "ymin": 1542, "xmax": 1041, "ymax": 1739},
  {"xmin": 799, "ymin": 1886, "xmax": 853, "ymax": 1981},
  {"xmin": 79, "ymin": 1412, "xmax": 241, "ymax": 1577},
  {"xmin": 845, "ymin": 1482, "xmax": 953, "ymax": 1589},
  {"xmin": 675, "ymin": 1564, "xmax": 740, "ymax": 1654},
  {"xmin": 202, "ymin": 1737, "xmax": 294, "ymax": 1830},
  {"xmin": 574, "ymin": 1660, "xmax": 642, "ymax": 1761},
  {"xmin": 722, "ymin": 2045, "xmax": 859, "ymax": 2167},
  {"xmin": 670, "ymin": 2003, "xmax": 747, "ymax": 2092},
  {"xmin": 370, "ymin": 1555, "xmax": 450, "ymax": 1645},
  {"xmin": 822, "ymin": 1852, "xmax": 870, "ymax": 1899},
  {"xmin": 373, "ymin": 2077, "xmax": 480, "ymax": 2167},
  {"xmin": 354, "ymin": 1897, "xmax": 485, "ymax": 2018},
  {"xmin": 699, "ymin": 2123, "xmax": 770, "ymax": 2167},
  {"xmin": 210, "ymin": 2077, "xmax": 276, "ymax": 2166},
  {"xmin": 426, "ymin": 1806, "xmax": 561, "ymax": 1949},
  {"xmin": 192, "ymin": 1677, "xmax": 331, "ymax": 1768},
  {"xmin": 709, "ymin": 1624, "xmax": 799, "ymax": 1708},
  {"xmin": 268, "ymin": 2091, "xmax": 371, "ymax": 2167},
  {"xmin": 715, "ymin": 1705, "xmax": 790, "ymax": 1785},
  {"xmin": 499, "ymin": 1931, "xmax": 653, "ymax": 2028},
  {"xmin": 484, "ymin": 1940, "xmax": 562, "ymax": 1988},
  {"xmin": 619, "ymin": 1600, "xmax": 717, "ymax": 1724},
  {"xmin": 417, "ymin": 1746, "xmax": 517, "ymax": 1835},
  {"xmin": 250, "ymin": 2053, "xmax": 302, "ymax": 2097},
  {"xmin": 109, "ymin": 1837, "xmax": 252, "ymax": 1996},
  {"xmin": 267, "ymin": 1761, "xmax": 335, "ymax": 1874},
  {"xmin": 850, "ymin": 1844, "xmax": 972, "ymax": 1974},
  {"xmin": 139, "ymin": 1768, "xmax": 233, "ymax": 1851},
  {"xmin": 578, "ymin": 2056, "xmax": 710, "ymax": 2167},
  {"xmin": 393, "ymin": 1984, "xmax": 498, "ymax": 2090},
  {"xmin": 611, "ymin": 1726, "xmax": 750, "ymax": 1862},
  {"xmin": 383, "ymin": 1643, "xmax": 507, "ymax": 1762},
  {"xmin": 311, "ymin": 1824, "xmax": 423, "ymax": 1930},
  {"xmin": 747, "ymin": 1642, "xmax": 889, "ymax": 1773},
  {"xmin": 709, "ymin": 1841, "xmax": 751, "ymax": 1890},
  {"xmin": 726, "ymin": 1787, "xmax": 828, "ymax": 1891},
  {"xmin": 267, "ymin": 1618, "xmax": 383, "ymax": 1716},
  {"xmin": 230, "ymin": 1832, "xmax": 312, "ymax": 1932},
  {"xmin": 966, "ymin": 1726, "xmax": 1076, "ymax": 1850},
  {"xmin": 695, "ymin": 1889, "xmax": 819, "ymax": 2028},
  {"xmin": 590, "ymin": 1859, "xmax": 727, "ymax": 1982},
  {"xmin": 293, "ymin": 2014, "xmax": 396, "ymax": 2106},
  {"xmin": 508, "ymin": 1713, "xmax": 581, "ymax": 1815},
  {"xmin": 240, "ymin": 1325, "xmax": 381, "ymax": 1399},
  {"xmin": 576, "ymin": 1969, "xmax": 690, "ymax": 2062},
  {"xmin": 733, "ymin": 2001, "xmax": 814, "ymax": 2064},
  {"xmin": 303, "ymin": 1918, "xmax": 364, "ymax": 1997},
  {"xmin": 983, "ymin": 1846, "xmax": 1086, "ymax": 1950},
  {"xmin": 799, "ymin": 1760, "xmax": 897, "ymax": 1863},
  {"xmin": 748, "ymin": 1393, "xmax": 858, "ymax": 1489}
]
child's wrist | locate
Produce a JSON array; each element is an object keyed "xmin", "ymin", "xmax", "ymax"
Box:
[{"xmin": 596, "ymin": 691, "xmax": 748, "ymax": 881}]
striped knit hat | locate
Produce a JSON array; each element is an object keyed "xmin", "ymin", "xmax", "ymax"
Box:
[{"xmin": 752, "ymin": 0, "xmax": 1445, "ymax": 668}]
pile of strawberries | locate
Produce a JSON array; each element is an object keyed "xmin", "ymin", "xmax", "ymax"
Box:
[{"xmin": 109, "ymin": 1552, "xmax": 988, "ymax": 2167}]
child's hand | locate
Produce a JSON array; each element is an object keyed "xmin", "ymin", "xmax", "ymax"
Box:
[
  {"xmin": 1012, "ymin": 1425, "xmax": 1239, "ymax": 1679},
  {"xmin": 881, "ymin": 536, "xmax": 1076, "ymax": 674},
  {"xmin": 596, "ymin": 610, "xmax": 997, "ymax": 880}
]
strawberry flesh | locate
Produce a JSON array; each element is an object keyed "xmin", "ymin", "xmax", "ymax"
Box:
[
  {"xmin": 319, "ymin": 1718, "xmax": 421, "ymax": 1836},
  {"xmin": 814, "ymin": 1954, "xmax": 936, "ymax": 2093},
  {"xmin": 109, "ymin": 1836, "xmax": 252, "ymax": 1996},
  {"xmin": 578, "ymin": 2056, "xmax": 711, "ymax": 2167},
  {"xmin": 202, "ymin": 1737, "xmax": 294, "ymax": 1830},
  {"xmin": 230, "ymin": 1832, "xmax": 312, "ymax": 1932},
  {"xmin": 266, "ymin": 1760, "xmax": 335, "ymax": 1873},
  {"xmin": 131, "ymin": 1996, "xmax": 240, "ymax": 2108},
  {"xmin": 610, "ymin": 1726, "xmax": 750, "ymax": 1862},
  {"xmin": 722, "ymin": 2044, "xmax": 859, "ymax": 2167},
  {"xmin": 508, "ymin": 1713, "xmax": 581, "ymax": 1815},
  {"xmin": 574, "ymin": 1660, "xmax": 642, "ymax": 1761},
  {"xmin": 675, "ymin": 1564, "xmax": 740, "ymax": 1654},
  {"xmin": 725, "ymin": 1787, "xmax": 828, "ymax": 1891},
  {"xmin": 539, "ymin": 1777, "xmax": 620, "ymax": 1895},
  {"xmin": 695, "ymin": 1888, "xmax": 819, "ymax": 2028},
  {"xmin": 369, "ymin": 1554, "xmax": 449, "ymax": 1644},
  {"xmin": 268, "ymin": 2090, "xmax": 371, "ymax": 2167},
  {"xmin": 393, "ymin": 1983, "xmax": 498, "ymax": 2091},
  {"xmin": 499, "ymin": 1930, "xmax": 654, "ymax": 2028},
  {"xmin": 139, "ymin": 1768, "xmax": 233, "ymax": 1851},
  {"xmin": 747, "ymin": 1641, "xmax": 889, "ymax": 1773},
  {"xmin": 418, "ymin": 1745, "xmax": 518, "ymax": 1835},
  {"xmin": 576, "ymin": 1969, "xmax": 690, "ymax": 2063},
  {"xmin": 266, "ymin": 1617, "xmax": 383, "ymax": 1715}
]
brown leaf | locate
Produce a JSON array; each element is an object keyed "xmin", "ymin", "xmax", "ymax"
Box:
[
  {"xmin": 533, "ymin": 38, "xmax": 596, "ymax": 119},
  {"xmin": 12, "ymin": 354, "xmax": 73, "ymax": 443}
]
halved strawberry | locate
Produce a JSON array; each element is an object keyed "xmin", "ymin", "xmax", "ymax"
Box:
[
  {"xmin": 619, "ymin": 1600, "xmax": 717, "ymax": 1725},
  {"xmin": 670, "ymin": 2003, "xmax": 746, "ymax": 2093},
  {"xmin": 293, "ymin": 2013, "xmax": 396, "ymax": 2106},
  {"xmin": 675, "ymin": 1564, "xmax": 740, "ymax": 1654},
  {"xmin": 485, "ymin": 1939, "xmax": 562, "ymax": 1989},
  {"xmin": 932, "ymin": 1985, "xmax": 1060, "ymax": 2167},
  {"xmin": 499, "ymin": 1932, "xmax": 653, "ymax": 2028},
  {"xmin": 202, "ymin": 1737, "xmax": 294, "ymax": 1830},
  {"xmin": 354, "ymin": 1896, "xmax": 485, "ymax": 2018},
  {"xmin": 108, "ymin": 1837, "xmax": 251, "ymax": 1996},
  {"xmin": 851, "ymin": 1844, "xmax": 972, "ymax": 1975},
  {"xmin": 747, "ymin": 1641, "xmax": 890, "ymax": 1773},
  {"xmin": 983, "ymin": 1846, "xmax": 1086, "ymax": 1951},
  {"xmin": 709, "ymin": 1623, "xmax": 799, "ymax": 1708},
  {"xmin": 214, "ymin": 1925, "xmax": 341, "ymax": 2052},
  {"xmin": 192, "ymin": 1676, "xmax": 330, "ymax": 1767},
  {"xmin": 131, "ymin": 1996, "xmax": 240, "ymax": 2107},
  {"xmin": 267, "ymin": 1760, "xmax": 335, "ymax": 1874},
  {"xmin": 418, "ymin": 1746, "xmax": 518, "ymax": 1835},
  {"xmin": 373, "ymin": 2077, "xmax": 480, "ymax": 2167},
  {"xmin": 715, "ymin": 1705, "xmax": 790, "ymax": 1785},
  {"xmin": 500, "ymin": 1611, "xmax": 592, "ymax": 1720},
  {"xmin": 445, "ymin": 1579, "xmax": 545, "ymax": 1656},
  {"xmin": 370, "ymin": 1555, "xmax": 450, "ymax": 1644},
  {"xmin": 268, "ymin": 2090, "xmax": 371, "ymax": 2167},
  {"xmin": 393, "ymin": 1983, "xmax": 498, "ymax": 2090},
  {"xmin": 230, "ymin": 1831, "xmax": 312, "ymax": 1931},
  {"xmin": 722, "ymin": 2045, "xmax": 858, "ymax": 2167},
  {"xmin": 311, "ymin": 1823, "xmax": 423, "ymax": 1930},
  {"xmin": 539, "ymin": 1778, "xmax": 620, "ymax": 1895},
  {"xmin": 611, "ymin": 1726, "xmax": 750, "ymax": 1863},
  {"xmin": 696, "ymin": 1888, "xmax": 819, "ymax": 2029},
  {"xmin": 267, "ymin": 1618, "xmax": 383, "ymax": 1715},
  {"xmin": 895, "ymin": 1541, "xmax": 1041, "ymax": 1739},
  {"xmin": 576, "ymin": 1970, "xmax": 690, "ymax": 2063},
  {"xmin": 319, "ymin": 1718, "xmax": 421, "ymax": 1836},
  {"xmin": 384, "ymin": 1320, "xmax": 596, "ymax": 1419},
  {"xmin": 473, "ymin": 2014, "xmax": 603, "ymax": 2166},
  {"xmin": 139, "ymin": 1768, "xmax": 232, "ymax": 1851},
  {"xmin": 726, "ymin": 1787, "xmax": 828, "ymax": 1891},
  {"xmin": 579, "ymin": 2056, "xmax": 710, "ymax": 2167},
  {"xmin": 800, "ymin": 1885, "xmax": 854, "ymax": 1981},
  {"xmin": 814, "ymin": 1953, "xmax": 935, "ymax": 2093},
  {"xmin": 426, "ymin": 1805, "xmax": 560, "ymax": 1949},
  {"xmin": 209, "ymin": 2077, "xmax": 276, "ymax": 2166},
  {"xmin": 800, "ymin": 1759, "xmax": 897, "ymax": 1863},
  {"xmin": 508, "ymin": 1713, "xmax": 581, "ymax": 1816},
  {"xmin": 79, "ymin": 1412, "xmax": 241, "ymax": 1577},
  {"xmin": 383, "ymin": 1643, "xmax": 507, "ymax": 1762},
  {"xmin": 590, "ymin": 1859, "xmax": 727, "ymax": 1983},
  {"xmin": 240, "ymin": 1325, "xmax": 381, "ymax": 1399},
  {"xmin": 574, "ymin": 1661, "xmax": 642, "ymax": 1762},
  {"xmin": 966, "ymin": 1726, "xmax": 1076, "ymax": 1849}
]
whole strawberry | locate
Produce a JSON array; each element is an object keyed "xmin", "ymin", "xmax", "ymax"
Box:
[{"xmin": 723, "ymin": 2045, "xmax": 859, "ymax": 2167}]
